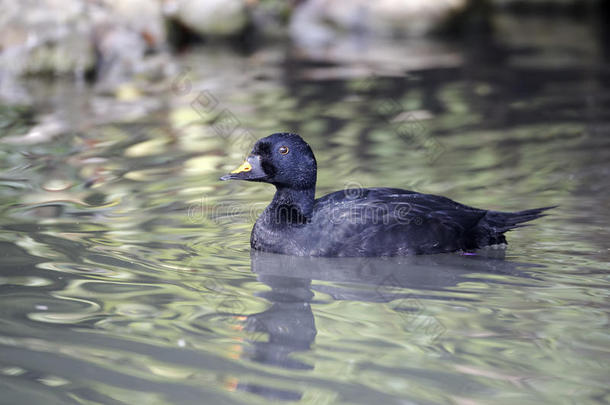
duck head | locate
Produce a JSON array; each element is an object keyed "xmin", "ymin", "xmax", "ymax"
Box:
[{"xmin": 221, "ymin": 132, "xmax": 317, "ymax": 190}]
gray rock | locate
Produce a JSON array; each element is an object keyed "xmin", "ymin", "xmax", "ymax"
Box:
[
  {"xmin": 0, "ymin": 0, "xmax": 166, "ymax": 90},
  {"xmin": 163, "ymin": 0, "xmax": 249, "ymax": 37}
]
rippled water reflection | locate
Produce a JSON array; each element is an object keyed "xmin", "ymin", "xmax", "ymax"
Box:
[{"xmin": 1, "ymin": 33, "xmax": 609, "ymax": 404}]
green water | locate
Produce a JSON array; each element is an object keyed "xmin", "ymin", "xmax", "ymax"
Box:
[{"xmin": 0, "ymin": 40, "xmax": 609, "ymax": 404}]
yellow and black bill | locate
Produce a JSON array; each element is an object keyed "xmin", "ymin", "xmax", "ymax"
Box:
[{"xmin": 220, "ymin": 155, "xmax": 267, "ymax": 181}]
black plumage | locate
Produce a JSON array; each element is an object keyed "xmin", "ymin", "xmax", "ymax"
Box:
[{"xmin": 221, "ymin": 133, "xmax": 554, "ymax": 257}]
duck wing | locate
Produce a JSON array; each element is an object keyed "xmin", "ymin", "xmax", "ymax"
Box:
[
  {"xmin": 307, "ymin": 188, "xmax": 554, "ymax": 256},
  {"xmin": 311, "ymin": 188, "xmax": 487, "ymax": 255}
]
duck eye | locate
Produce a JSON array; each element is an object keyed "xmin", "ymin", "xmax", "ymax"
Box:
[{"xmin": 278, "ymin": 146, "xmax": 289, "ymax": 155}]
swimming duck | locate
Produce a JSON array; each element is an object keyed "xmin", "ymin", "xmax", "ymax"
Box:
[{"xmin": 220, "ymin": 132, "xmax": 553, "ymax": 257}]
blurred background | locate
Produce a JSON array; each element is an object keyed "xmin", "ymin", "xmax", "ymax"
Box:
[{"xmin": 0, "ymin": 1, "xmax": 609, "ymax": 404}]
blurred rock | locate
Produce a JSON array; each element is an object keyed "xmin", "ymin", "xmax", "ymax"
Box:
[
  {"xmin": 163, "ymin": 0, "xmax": 249, "ymax": 37},
  {"xmin": 0, "ymin": 0, "xmax": 167, "ymax": 98},
  {"xmin": 99, "ymin": 0, "xmax": 166, "ymax": 50},
  {"xmin": 0, "ymin": 0, "xmax": 92, "ymax": 76},
  {"xmin": 290, "ymin": 0, "xmax": 469, "ymax": 50},
  {"xmin": 92, "ymin": 23, "xmax": 147, "ymax": 88}
]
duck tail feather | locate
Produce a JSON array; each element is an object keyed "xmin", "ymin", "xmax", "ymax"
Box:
[{"xmin": 483, "ymin": 205, "xmax": 557, "ymax": 233}]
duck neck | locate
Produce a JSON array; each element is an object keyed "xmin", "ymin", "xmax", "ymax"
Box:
[{"xmin": 266, "ymin": 186, "xmax": 315, "ymax": 225}]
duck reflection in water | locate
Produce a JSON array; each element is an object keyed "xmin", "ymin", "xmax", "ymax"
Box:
[{"xmin": 228, "ymin": 250, "xmax": 539, "ymax": 401}]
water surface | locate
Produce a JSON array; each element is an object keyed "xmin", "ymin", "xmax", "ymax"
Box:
[{"xmin": 1, "ymin": 33, "xmax": 609, "ymax": 404}]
